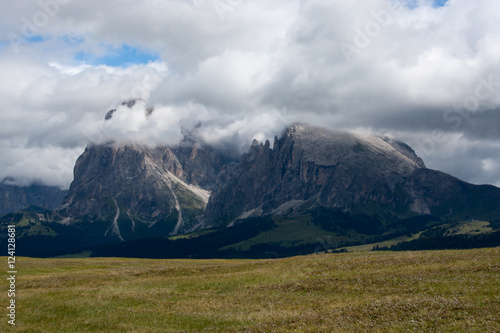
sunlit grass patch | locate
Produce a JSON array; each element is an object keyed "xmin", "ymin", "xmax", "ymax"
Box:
[{"xmin": 1, "ymin": 248, "xmax": 498, "ymax": 332}]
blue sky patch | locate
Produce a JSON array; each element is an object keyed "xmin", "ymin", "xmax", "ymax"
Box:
[
  {"xmin": 433, "ymin": 0, "xmax": 448, "ymax": 7},
  {"xmin": 406, "ymin": 0, "xmax": 449, "ymax": 9},
  {"xmin": 0, "ymin": 35, "xmax": 45, "ymax": 51},
  {"xmin": 60, "ymin": 35, "xmax": 86, "ymax": 46},
  {"xmin": 75, "ymin": 44, "xmax": 160, "ymax": 67},
  {"xmin": 26, "ymin": 35, "xmax": 45, "ymax": 43}
]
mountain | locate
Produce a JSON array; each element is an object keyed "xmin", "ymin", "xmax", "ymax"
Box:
[
  {"xmin": 0, "ymin": 179, "xmax": 67, "ymax": 215},
  {"xmin": 2, "ymin": 124, "xmax": 499, "ymax": 258},
  {"xmin": 56, "ymin": 100, "xmax": 232, "ymax": 241},
  {"xmin": 57, "ymin": 142, "xmax": 231, "ymax": 241},
  {"xmin": 204, "ymin": 124, "xmax": 500, "ymax": 228}
]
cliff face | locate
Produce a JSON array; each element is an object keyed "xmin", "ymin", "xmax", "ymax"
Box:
[
  {"xmin": 171, "ymin": 144, "xmax": 233, "ymax": 191},
  {"xmin": 59, "ymin": 142, "xmax": 230, "ymax": 240},
  {"xmin": 204, "ymin": 125, "xmax": 500, "ymax": 227},
  {"xmin": 3, "ymin": 124, "xmax": 500, "ymax": 257}
]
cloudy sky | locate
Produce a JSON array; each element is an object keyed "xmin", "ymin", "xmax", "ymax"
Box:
[{"xmin": 0, "ymin": 0, "xmax": 499, "ymax": 189}]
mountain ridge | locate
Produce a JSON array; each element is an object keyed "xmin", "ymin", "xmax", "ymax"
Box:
[
  {"xmin": 0, "ymin": 179, "xmax": 67, "ymax": 215},
  {"xmin": 203, "ymin": 124, "xmax": 500, "ymax": 227},
  {"xmin": 1, "ymin": 123, "xmax": 499, "ymax": 257}
]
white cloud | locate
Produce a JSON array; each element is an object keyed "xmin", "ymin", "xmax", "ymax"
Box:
[{"xmin": 0, "ymin": 0, "xmax": 499, "ymax": 188}]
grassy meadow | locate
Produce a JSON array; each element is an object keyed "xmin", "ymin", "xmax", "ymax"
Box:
[{"xmin": 1, "ymin": 248, "xmax": 499, "ymax": 332}]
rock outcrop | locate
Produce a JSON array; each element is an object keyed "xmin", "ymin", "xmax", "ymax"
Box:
[
  {"xmin": 204, "ymin": 124, "xmax": 500, "ymax": 227},
  {"xmin": 59, "ymin": 142, "xmax": 230, "ymax": 240}
]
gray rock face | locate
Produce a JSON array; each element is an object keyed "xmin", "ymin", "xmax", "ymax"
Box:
[
  {"xmin": 60, "ymin": 142, "xmax": 229, "ymax": 239},
  {"xmin": 5, "ymin": 123, "xmax": 499, "ymax": 250},
  {"xmin": 0, "ymin": 180, "xmax": 67, "ymax": 215},
  {"xmin": 172, "ymin": 144, "xmax": 232, "ymax": 191},
  {"xmin": 204, "ymin": 124, "xmax": 500, "ymax": 227}
]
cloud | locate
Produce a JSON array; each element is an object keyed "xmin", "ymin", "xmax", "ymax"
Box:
[{"xmin": 0, "ymin": 0, "xmax": 499, "ymax": 188}]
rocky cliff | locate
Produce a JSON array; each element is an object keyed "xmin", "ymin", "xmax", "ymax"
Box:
[
  {"xmin": 3, "ymin": 124, "xmax": 500, "ymax": 257},
  {"xmin": 204, "ymin": 124, "xmax": 500, "ymax": 227},
  {"xmin": 59, "ymin": 142, "xmax": 230, "ymax": 240}
]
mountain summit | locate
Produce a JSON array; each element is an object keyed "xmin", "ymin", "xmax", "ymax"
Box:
[
  {"xmin": 58, "ymin": 142, "xmax": 230, "ymax": 240},
  {"xmin": 204, "ymin": 124, "xmax": 500, "ymax": 227}
]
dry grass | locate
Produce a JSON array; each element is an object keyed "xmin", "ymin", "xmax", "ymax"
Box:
[{"xmin": 1, "ymin": 248, "xmax": 499, "ymax": 332}]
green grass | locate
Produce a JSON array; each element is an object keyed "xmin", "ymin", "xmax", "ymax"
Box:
[
  {"xmin": 444, "ymin": 220, "xmax": 492, "ymax": 235},
  {"xmin": 222, "ymin": 215, "xmax": 347, "ymax": 251},
  {"xmin": 345, "ymin": 232, "xmax": 424, "ymax": 252},
  {"xmin": 345, "ymin": 220, "xmax": 496, "ymax": 252},
  {"xmin": 53, "ymin": 251, "xmax": 93, "ymax": 259},
  {"xmin": 2, "ymin": 214, "xmax": 58, "ymax": 238},
  {"xmin": 16, "ymin": 218, "xmax": 32, "ymax": 228},
  {"xmin": 1, "ymin": 248, "xmax": 499, "ymax": 332},
  {"xmin": 23, "ymin": 223, "xmax": 57, "ymax": 237}
]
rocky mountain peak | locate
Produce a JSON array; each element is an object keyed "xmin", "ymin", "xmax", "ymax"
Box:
[
  {"xmin": 278, "ymin": 124, "xmax": 424, "ymax": 174},
  {"xmin": 58, "ymin": 140, "xmax": 232, "ymax": 240},
  {"xmin": 203, "ymin": 125, "xmax": 444, "ymax": 227}
]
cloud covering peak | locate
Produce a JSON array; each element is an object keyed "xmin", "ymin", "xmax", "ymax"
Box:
[{"xmin": 0, "ymin": 0, "xmax": 499, "ymax": 188}]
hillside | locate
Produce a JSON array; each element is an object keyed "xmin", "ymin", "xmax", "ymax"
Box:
[
  {"xmin": 2, "ymin": 248, "xmax": 498, "ymax": 332},
  {"xmin": 10, "ymin": 214, "xmax": 496, "ymax": 259}
]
